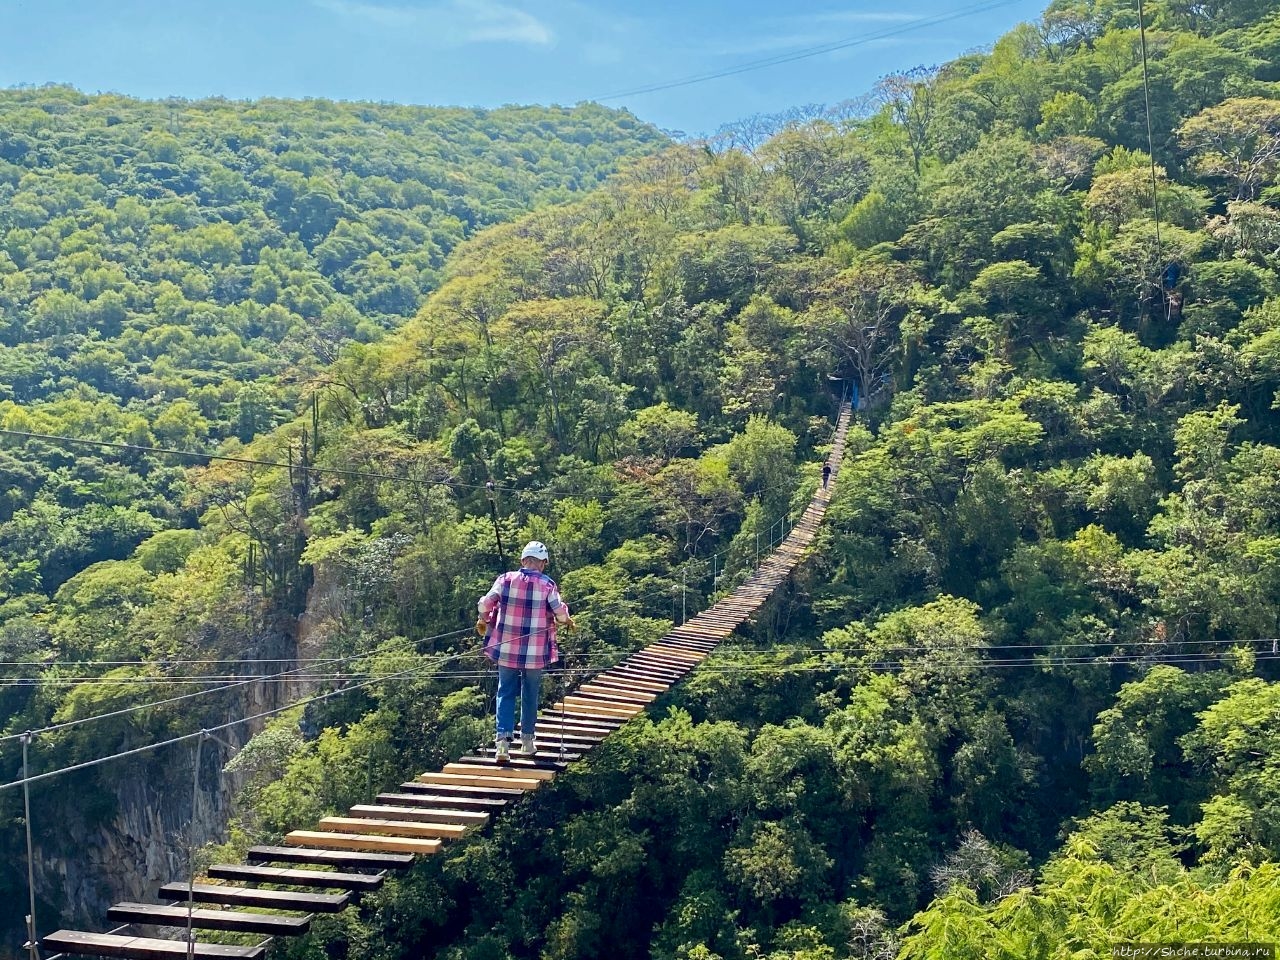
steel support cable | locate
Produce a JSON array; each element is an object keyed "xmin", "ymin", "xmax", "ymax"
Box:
[
  {"xmin": 54, "ymin": 649, "xmax": 1255, "ymax": 686},
  {"xmin": 694, "ymin": 635, "xmax": 1280, "ymax": 657},
  {"xmin": 593, "ymin": 0, "xmax": 1025, "ymax": 101},
  {"xmin": 0, "ymin": 656, "xmax": 406, "ymax": 667},
  {"xmin": 88, "ymin": 652, "xmax": 1266, "ymax": 683},
  {"xmin": 0, "ymin": 633, "xmax": 555, "ymax": 795},
  {"xmin": 22, "ymin": 733, "xmax": 40, "ymax": 960},
  {"xmin": 435, "ymin": 649, "xmax": 1280, "ymax": 675},
  {"xmin": 185, "ymin": 732, "xmax": 204, "ymax": 960},
  {"xmin": 682, "ymin": 652, "xmax": 1280, "ymax": 674},
  {"xmin": 0, "ymin": 627, "xmax": 472, "ymax": 745},
  {"xmin": 0, "ymin": 647, "xmax": 480, "ymax": 794},
  {"xmin": 0, "ymin": 630, "xmax": 474, "ymax": 687},
  {"xmin": 0, "ymin": 659, "xmax": 345, "ymax": 702}
]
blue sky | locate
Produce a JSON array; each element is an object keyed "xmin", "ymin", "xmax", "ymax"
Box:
[{"xmin": 0, "ymin": 0, "xmax": 1048, "ymax": 136}]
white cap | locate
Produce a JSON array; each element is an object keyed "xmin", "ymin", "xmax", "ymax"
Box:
[{"xmin": 520, "ymin": 540, "xmax": 549, "ymax": 561}]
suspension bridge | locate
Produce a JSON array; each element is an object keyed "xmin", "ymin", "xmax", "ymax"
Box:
[{"xmin": 34, "ymin": 402, "xmax": 853, "ymax": 960}]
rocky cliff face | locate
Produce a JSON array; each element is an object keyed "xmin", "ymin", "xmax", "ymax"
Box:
[
  {"xmin": 8, "ymin": 615, "xmax": 322, "ymax": 957},
  {"xmin": 31, "ymin": 737, "xmax": 239, "ymax": 928}
]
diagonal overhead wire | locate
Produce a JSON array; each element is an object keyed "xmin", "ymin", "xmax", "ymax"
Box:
[{"xmin": 593, "ymin": 0, "xmax": 1027, "ymax": 102}]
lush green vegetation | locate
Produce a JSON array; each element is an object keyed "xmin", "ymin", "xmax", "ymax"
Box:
[
  {"xmin": 0, "ymin": 87, "xmax": 665, "ymax": 603},
  {"xmin": 6, "ymin": 0, "xmax": 1280, "ymax": 955}
]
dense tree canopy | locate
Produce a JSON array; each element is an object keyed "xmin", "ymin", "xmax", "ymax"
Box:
[{"xmin": 6, "ymin": 0, "xmax": 1280, "ymax": 954}]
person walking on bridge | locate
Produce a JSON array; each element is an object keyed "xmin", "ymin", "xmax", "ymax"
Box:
[{"xmin": 477, "ymin": 541, "xmax": 575, "ymax": 762}]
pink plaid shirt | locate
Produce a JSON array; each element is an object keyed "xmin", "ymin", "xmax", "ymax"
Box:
[{"xmin": 478, "ymin": 568, "xmax": 568, "ymax": 669}]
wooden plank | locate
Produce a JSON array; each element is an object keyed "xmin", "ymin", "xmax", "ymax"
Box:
[
  {"xmin": 285, "ymin": 830, "xmax": 442, "ymax": 856},
  {"xmin": 107, "ymin": 902, "xmax": 311, "ymax": 937},
  {"xmin": 246, "ymin": 845, "xmax": 414, "ymax": 870},
  {"xmin": 318, "ymin": 816, "xmax": 470, "ymax": 840},
  {"xmin": 464, "ymin": 750, "xmax": 579, "ymax": 767},
  {"xmin": 658, "ymin": 643, "xmax": 717, "ymax": 654},
  {"xmin": 545, "ymin": 702, "xmax": 633, "ymax": 721},
  {"xmin": 620, "ymin": 659, "xmax": 686, "ymax": 677},
  {"xmin": 443, "ymin": 762, "xmax": 557, "ymax": 781},
  {"xmin": 157, "ymin": 882, "xmax": 349, "ymax": 914},
  {"xmin": 637, "ymin": 650, "xmax": 701, "ymax": 665},
  {"xmin": 207, "ymin": 864, "xmax": 384, "ymax": 891},
  {"xmin": 625, "ymin": 649, "xmax": 696, "ymax": 665},
  {"xmin": 590, "ymin": 672, "xmax": 668, "ymax": 692},
  {"xmin": 577, "ymin": 683, "xmax": 655, "ymax": 704},
  {"xmin": 625, "ymin": 651, "xmax": 687, "ymax": 667},
  {"xmin": 562, "ymin": 692, "xmax": 645, "ymax": 710},
  {"xmin": 417, "ymin": 771, "xmax": 542, "ymax": 791},
  {"xmin": 577, "ymin": 680, "xmax": 657, "ymax": 698},
  {"xmin": 603, "ymin": 668, "xmax": 676, "ymax": 687},
  {"xmin": 558, "ymin": 701, "xmax": 640, "ymax": 721},
  {"xmin": 611, "ymin": 657, "xmax": 684, "ymax": 673},
  {"xmin": 466, "ymin": 755, "xmax": 580, "ymax": 771},
  {"xmin": 660, "ymin": 638, "xmax": 719, "ymax": 650},
  {"xmin": 558, "ymin": 700, "xmax": 643, "ymax": 720},
  {"xmin": 510, "ymin": 733, "xmax": 597, "ymax": 747},
  {"xmin": 532, "ymin": 714, "xmax": 619, "ymax": 733},
  {"xmin": 41, "ymin": 931, "xmax": 265, "ymax": 960},
  {"xmin": 487, "ymin": 743, "xmax": 592, "ymax": 760},
  {"xmin": 398, "ymin": 781, "xmax": 525, "ymax": 799},
  {"xmin": 531, "ymin": 711, "xmax": 618, "ymax": 727},
  {"xmin": 474, "ymin": 744, "xmax": 583, "ymax": 761},
  {"xmin": 350, "ymin": 804, "xmax": 491, "ymax": 826},
  {"xmin": 646, "ymin": 640, "xmax": 707, "ymax": 654},
  {"xmin": 580, "ymin": 681, "xmax": 665, "ymax": 701},
  {"xmin": 546, "ymin": 705, "xmax": 635, "ymax": 724},
  {"xmin": 379, "ymin": 790, "xmax": 511, "ymax": 810}
]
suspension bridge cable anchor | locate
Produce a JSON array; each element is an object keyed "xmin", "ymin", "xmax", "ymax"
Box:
[{"xmin": 22, "ymin": 731, "xmax": 40, "ymax": 960}]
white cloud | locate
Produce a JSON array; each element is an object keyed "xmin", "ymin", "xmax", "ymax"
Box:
[{"xmin": 314, "ymin": 0, "xmax": 553, "ymax": 46}]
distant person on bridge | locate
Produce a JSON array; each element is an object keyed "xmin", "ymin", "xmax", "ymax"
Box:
[
  {"xmin": 822, "ymin": 461, "xmax": 831, "ymax": 489},
  {"xmin": 477, "ymin": 540, "xmax": 575, "ymax": 763}
]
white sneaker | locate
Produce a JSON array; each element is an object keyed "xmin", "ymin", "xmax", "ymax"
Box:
[
  {"xmin": 495, "ymin": 738, "xmax": 510, "ymax": 763},
  {"xmin": 519, "ymin": 737, "xmax": 537, "ymax": 756}
]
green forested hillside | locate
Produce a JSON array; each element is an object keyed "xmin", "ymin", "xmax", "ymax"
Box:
[
  {"xmin": 0, "ymin": 87, "xmax": 664, "ymax": 601},
  {"xmin": 6, "ymin": 0, "xmax": 1280, "ymax": 956}
]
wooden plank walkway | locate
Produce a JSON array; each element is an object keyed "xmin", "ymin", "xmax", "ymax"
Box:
[{"xmin": 40, "ymin": 403, "xmax": 852, "ymax": 959}]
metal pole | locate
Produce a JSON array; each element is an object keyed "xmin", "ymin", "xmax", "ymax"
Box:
[
  {"xmin": 187, "ymin": 732, "xmax": 206, "ymax": 960},
  {"xmin": 22, "ymin": 733, "xmax": 40, "ymax": 960},
  {"xmin": 680, "ymin": 567, "xmax": 686, "ymax": 625}
]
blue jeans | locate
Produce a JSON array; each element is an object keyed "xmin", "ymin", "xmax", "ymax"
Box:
[{"xmin": 495, "ymin": 665, "xmax": 543, "ymax": 740}]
